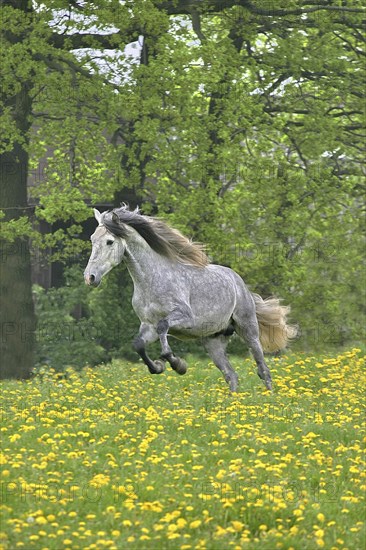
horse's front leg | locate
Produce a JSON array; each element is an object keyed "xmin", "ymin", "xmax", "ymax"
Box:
[
  {"xmin": 133, "ymin": 323, "xmax": 165, "ymax": 374},
  {"xmin": 156, "ymin": 308, "xmax": 192, "ymax": 375}
]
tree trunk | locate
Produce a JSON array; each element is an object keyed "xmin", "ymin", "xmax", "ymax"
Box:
[
  {"xmin": 0, "ymin": 117, "xmax": 36, "ymax": 380},
  {"xmin": 0, "ymin": 1, "xmax": 36, "ymax": 379}
]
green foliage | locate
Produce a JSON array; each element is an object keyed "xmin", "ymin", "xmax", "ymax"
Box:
[
  {"xmin": 33, "ymin": 265, "xmax": 141, "ymax": 371},
  {"xmin": 0, "ymin": 213, "xmax": 32, "ymax": 242},
  {"xmin": 2, "ymin": 0, "xmax": 365, "ymax": 359},
  {"xmin": 33, "ymin": 267, "xmax": 105, "ymax": 371},
  {"xmin": 85, "ymin": 266, "xmax": 140, "ymax": 361}
]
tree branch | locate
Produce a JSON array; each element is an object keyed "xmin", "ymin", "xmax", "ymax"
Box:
[
  {"xmin": 244, "ymin": 1, "xmax": 365, "ymax": 17},
  {"xmin": 190, "ymin": 7, "xmax": 206, "ymax": 41},
  {"xmin": 332, "ymin": 31, "xmax": 365, "ymax": 57},
  {"xmin": 32, "ymin": 51, "xmax": 124, "ymax": 92},
  {"xmin": 49, "ymin": 28, "xmax": 140, "ymax": 51},
  {"xmin": 157, "ymin": 0, "xmax": 365, "ymax": 17}
]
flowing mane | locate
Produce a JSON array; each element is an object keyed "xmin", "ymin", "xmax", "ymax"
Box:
[{"xmin": 102, "ymin": 206, "xmax": 209, "ymax": 268}]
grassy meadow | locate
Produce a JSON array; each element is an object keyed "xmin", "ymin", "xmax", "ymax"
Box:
[{"xmin": 0, "ymin": 349, "xmax": 365, "ymax": 550}]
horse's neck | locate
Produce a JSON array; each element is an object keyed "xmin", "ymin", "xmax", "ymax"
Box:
[{"xmin": 123, "ymin": 233, "xmax": 166, "ymax": 287}]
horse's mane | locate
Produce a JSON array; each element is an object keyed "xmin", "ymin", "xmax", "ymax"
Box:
[{"xmin": 102, "ymin": 206, "xmax": 209, "ymax": 268}]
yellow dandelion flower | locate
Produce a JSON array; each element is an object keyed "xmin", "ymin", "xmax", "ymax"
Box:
[
  {"xmin": 214, "ymin": 525, "xmax": 227, "ymax": 537},
  {"xmin": 122, "ymin": 520, "xmax": 132, "ymax": 527},
  {"xmin": 177, "ymin": 518, "xmax": 187, "ymax": 528},
  {"xmin": 231, "ymin": 521, "xmax": 244, "ymax": 532},
  {"xmin": 189, "ymin": 520, "xmax": 202, "ymax": 529}
]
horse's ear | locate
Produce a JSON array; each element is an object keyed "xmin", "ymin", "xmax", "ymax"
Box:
[
  {"xmin": 112, "ymin": 212, "xmax": 119, "ymax": 224},
  {"xmin": 94, "ymin": 208, "xmax": 102, "ymax": 225}
]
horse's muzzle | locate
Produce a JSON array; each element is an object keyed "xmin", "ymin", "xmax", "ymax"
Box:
[{"xmin": 84, "ymin": 273, "xmax": 100, "ymax": 287}]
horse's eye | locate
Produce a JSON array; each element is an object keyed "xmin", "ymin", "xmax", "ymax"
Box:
[{"xmin": 106, "ymin": 240, "xmax": 114, "ymax": 246}]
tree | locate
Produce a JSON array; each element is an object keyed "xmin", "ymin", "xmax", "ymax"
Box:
[
  {"xmin": 1, "ymin": 1, "xmax": 36, "ymax": 378},
  {"xmin": 1, "ymin": 1, "xmax": 364, "ymax": 378},
  {"xmin": 0, "ymin": 0, "xmax": 124, "ymax": 377},
  {"xmin": 114, "ymin": 1, "xmax": 365, "ymax": 344}
]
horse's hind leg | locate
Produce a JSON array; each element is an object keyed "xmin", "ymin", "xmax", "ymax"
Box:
[
  {"xmin": 203, "ymin": 335, "xmax": 239, "ymax": 392},
  {"xmin": 133, "ymin": 323, "xmax": 165, "ymax": 374},
  {"xmin": 233, "ymin": 310, "xmax": 272, "ymax": 391}
]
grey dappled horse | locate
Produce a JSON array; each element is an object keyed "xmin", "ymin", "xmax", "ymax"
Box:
[{"xmin": 84, "ymin": 206, "xmax": 296, "ymax": 392}]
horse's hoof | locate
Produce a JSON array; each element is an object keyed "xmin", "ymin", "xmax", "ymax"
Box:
[
  {"xmin": 171, "ymin": 358, "xmax": 187, "ymax": 375},
  {"xmin": 263, "ymin": 375, "xmax": 272, "ymax": 391},
  {"xmin": 265, "ymin": 379, "xmax": 272, "ymax": 391},
  {"xmin": 152, "ymin": 360, "xmax": 166, "ymax": 374},
  {"xmin": 228, "ymin": 375, "xmax": 239, "ymax": 393},
  {"xmin": 256, "ymin": 368, "xmax": 272, "ymax": 391}
]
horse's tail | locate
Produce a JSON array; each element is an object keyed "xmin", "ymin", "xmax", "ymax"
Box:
[{"xmin": 252, "ymin": 293, "xmax": 298, "ymax": 353}]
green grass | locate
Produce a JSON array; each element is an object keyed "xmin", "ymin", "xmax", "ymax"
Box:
[{"xmin": 0, "ymin": 349, "xmax": 365, "ymax": 550}]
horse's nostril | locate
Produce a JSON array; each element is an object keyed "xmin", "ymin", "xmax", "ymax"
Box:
[{"xmin": 89, "ymin": 274, "xmax": 95, "ymax": 283}]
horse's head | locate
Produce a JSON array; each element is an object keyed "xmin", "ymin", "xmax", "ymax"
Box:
[{"xmin": 84, "ymin": 209, "xmax": 126, "ymax": 287}]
